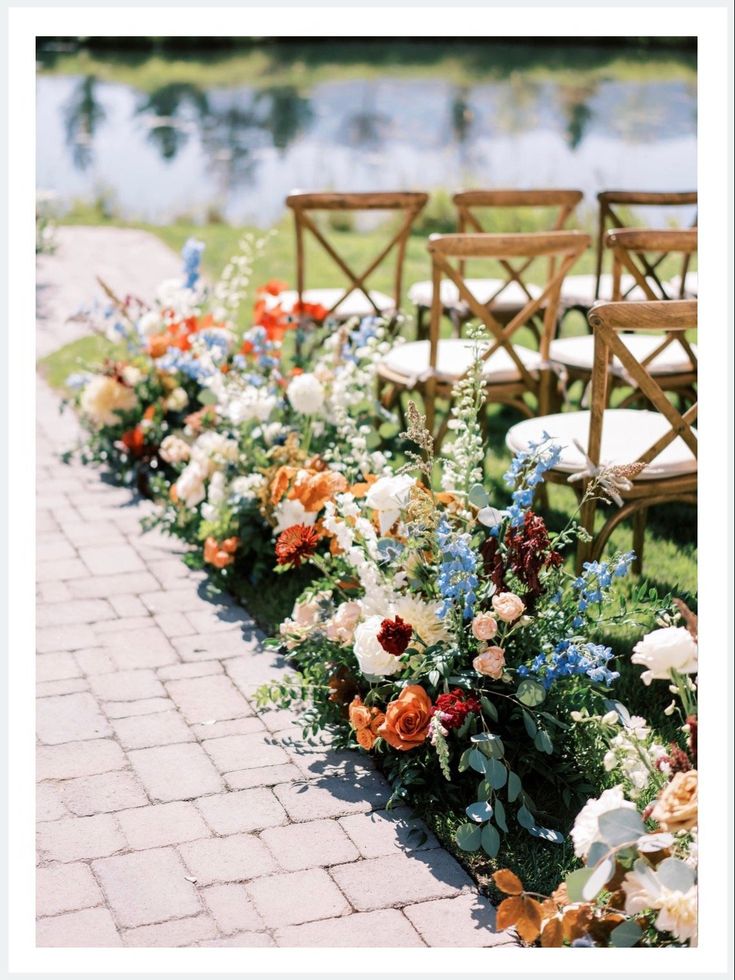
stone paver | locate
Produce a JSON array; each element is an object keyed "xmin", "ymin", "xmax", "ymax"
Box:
[{"xmin": 35, "ymin": 227, "xmax": 506, "ymax": 948}]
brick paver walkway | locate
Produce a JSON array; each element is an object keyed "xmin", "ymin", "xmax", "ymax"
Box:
[{"xmin": 36, "ymin": 227, "xmax": 513, "ymax": 948}]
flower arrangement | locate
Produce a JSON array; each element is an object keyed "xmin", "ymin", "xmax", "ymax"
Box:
[{"xmin": 63, "ymin": 245, "xmax": 697, "ymax": 949}]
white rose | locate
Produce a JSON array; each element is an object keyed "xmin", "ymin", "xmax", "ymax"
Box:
[
  {"xmin": 287, "ymin": 373, "xmax": 325, "ymax": 415},
  {"xmin": 159, "ymin": 434, "xmax": 190, "ymax": 464},
  {"xmin": 365, "ymin": 474, "xmax": 415, "ymax": 535},
  {"xmin": 325, "ymin": 601, "xmax": 362, "ymax": 645},
  {"xmin": 227, "ymin": 389, "xmax": 277, "ymax": 425},
  {"xmin": 138, "ymin": 310, "xmax": 163, "ymax": 337},
  {"xmin": 273, "ymin": 498, "xmax": 318, "ymax": 534},
  {"xmin": 207, "ymin": 470, "xmax": 226, "ymax": 506},
  {"xmin": 353, "ymin": 615, "xmax": 403, "ymax": 678},
  {"xmin": 175, "ymin": 461, "xmax": 207, "ymax": 508},
  {"xmin": 570, "ymin": 786, "xmax": 637, "ymax": 858},
  {"xmin": 230, "ymin": 474, "xmax": 265, "ymax": 502},
  {"xmin": 121, "ymin": 365, "xmax": 142, "ymax": 387},
  {"xmin": 164, "ymin": 387, "xmax": 189, "ymax": 412},
  {"xmin": 80, "ymin": 375, "xmax": 137, "ymax": 427},
  {"xmin": 631, "ymin": 626, "xmax": 698, "ymax": 685},
  {"xmin": 622, "ymin": 866, "xmax": 697, "ymax": 944}
]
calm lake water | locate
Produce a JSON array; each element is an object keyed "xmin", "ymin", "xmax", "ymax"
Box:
[{"xmin": 36, "ymin": 68, "xmax": 697, "ymax": 227}]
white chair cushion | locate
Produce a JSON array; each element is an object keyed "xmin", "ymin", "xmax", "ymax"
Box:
[
  {"xmin": 266, "ymin": 288, "xmax": 394, "ymax": 319},
  {"xmin": 560, "ymin": 273, "xmax": 648, "ymax": 306},
  {"xmin": 665, "ymin": 272, "xmax": 698, "ymax": 298},
  {"xmin": 506, "ymin": 410, "xmax": 697, "ymax": 480},
  {"xmin": 380, "ymin": 338, "xmax": 542, "ymax": 384},
  {"xmin": 408, "ymin": 278, "xmax": 543, "ymax": 313},
  {"xmin": 550, "ymin": 334, "xmax": 697, "ymax": 377}
]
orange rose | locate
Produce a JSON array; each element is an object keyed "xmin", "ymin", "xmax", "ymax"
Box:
[
  {"xmin": 378, "ymin": 685, "xmax": 433, "ymax": 751},
  {"xmin": 203, "ymin": 535, "xmax": 239, "ymax": 569},
  {"xmin": 290, "ymin": 470, "xmax": 348, "ymax": 512},
  {"xmin": 348, "ymin": 696, "xmax": 386, "ymax": 751}
]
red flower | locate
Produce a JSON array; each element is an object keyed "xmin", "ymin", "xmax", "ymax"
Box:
[
  {"xmin": 480, "ymin": 511, "xmax": 562, "ymax": 608},
  {"xmin": 377, "ymin": 616, "xmax": 413, "ymax": 656},
  {"xmin": 275, "ymin": 524, "xmax": 320, "ymax": 568},
  {"xmin": 432, "ymin": 688, "xmax": 482, "ymax": 730}
]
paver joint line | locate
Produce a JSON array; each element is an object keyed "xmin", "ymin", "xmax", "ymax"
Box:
[{"xmin": 35, "ymin": 228, "xmax": 507, "ymax": 949}]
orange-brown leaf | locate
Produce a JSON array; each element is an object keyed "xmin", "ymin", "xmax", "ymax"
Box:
[
  {"xmin": 522, "ymin": 897, "xmax": 543, "ymax": 931},
  {"xmin": 562, "ymin": 905, "xmax": 594, "ymax": 942},
  {"xmin": 496, "ymin": 896, "xmax": 525, "ymax": 931},
  {"xmin": 540, "ymin": 916, "xmax": 564, "ymax": 948},
  {"xmin": 492, "ymin": 870, "xmax": 524, "ymax": 895}
]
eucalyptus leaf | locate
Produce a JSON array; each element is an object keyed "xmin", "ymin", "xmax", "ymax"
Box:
[
  {"xmin": 598, "ymin": 807, "xmax": 646, "ymax": 847},
  {"xmin": 517, "ymin": 678, "xmax": 546, "ymax": 707},
  {"xmin": 656, "ymin": 856, "xmax": 696, "ymax": 893},
  {"xmin": 476, "ymin": 779, "xmax": 493, "ymax": 801},
  {"xmin": 521, "ymin": 710, "xmax": 537, "ymax": 739},
  {"xmin": 477, "ymin": 506, "xmax": 507, "ymax": 528},
  {"xmin": 586, "ymin": 840, "xmax": 609, "ymax": 867},
  {"xmin": 582, "ymin": 857, "xmax": 614, "ymax": 901},
  {"xmin": 480, "ymin": 696, "xmax": 498, "ymax": 722},
  {"xmin": 458, "ymin": 748, "xmax": 472, "ymax": 773},
  {"xmin": 507, "ymin": 771, "xmax": 522, "ymax": 803},
  {"xmin": 469, "ymin": 748, "xmax": 487, "ymax": 774},
  {"xmin": 456, "ymin": 822, "xmax": 482, "ymax": 852},
  {"xmin": 466, "ymin": 800, "xmax": 493, "ymax": 824},
  {"xmin": 637, "ymin": 833, "xmax": 675, "ymax": 853},
  {"xmin": 485, "ymin": 756, "xmax": 507, "ymax": 790},
  {"xmin": 428, "ymin": 670, "xmax": 440, "ymax": 687},
  {"xmin": 481, "ymin": 821, "xmax": 501, "ymax": 858},
  {"xmin": 609, "ymin": 920, "xmax": 643, "ymax": 948},
  {"xmin": 529, "ymin": 824, "xmax": 564, "ymax": 844},
  {"xmin": 534, "ymin": 729, "xmax": 554, "ymax": 754},
  {"xmin": 494, "ymin": 798, "xmax": 509, "ymax": 832},
  {"xmin": 517, "ymin": 805, "xmax": 535, "ymax": 830},
  {"xmin": 565, "ymin": 867, "xmax": 594, "ymax": 903},
  {"xmin": 468, "ymin": 483, "xmax": 489, "ymax": 509}
]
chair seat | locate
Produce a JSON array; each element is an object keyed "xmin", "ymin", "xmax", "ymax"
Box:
[
  {"xmin": 560, "ymin": 273, "xmax": 648, "ymax": 307},
  {"xmin": 267, "ymin": 288, "xmax": 395, "ymax": 319},
  {"xmin": 380, "ymin": 338, "xmax": 542, "ymax": 385},
  {"xmin": 506, "ymin": 409, "xmax": 697, "ymax": 481},
  {"xmin": 665, "ymin": 272, "xmax": 698, "ymax": 298},
  {"xmin": 550, "ymin": 334, "xmax": 697, "ymax": 377},
  {"xmin": 408, "ymin": 278, "xmax": 543, "ymax": 314}
]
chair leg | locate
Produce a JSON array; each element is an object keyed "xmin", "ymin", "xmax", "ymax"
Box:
[{"xmin": 632, "ymin": 507, "xmax": 647, "ymax": 575}]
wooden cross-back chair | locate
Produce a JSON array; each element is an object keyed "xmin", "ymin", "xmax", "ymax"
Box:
[
  {"xmin": 560, "ymin": 190, "xmax": 698, "ymax": 316},
  {"xmin": 551, "ymin": 227, "xmax": 698, "ymax": 404},
  {"xmin": 281, "ymin": 191, "xmax": 428, "ymax": 341},
  {"xmin": 506, "ymin": 300, "xmax": 697, "ymax": 574},
  {"xmin": 378, "ymin": 230, "xmax": 590, "ymax": 449},
  {"xmin": 409, "ymin": 189, "xmax": 583, "ymax": 339}
]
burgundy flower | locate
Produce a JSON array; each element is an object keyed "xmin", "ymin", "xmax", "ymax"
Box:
[
  {"xmin": 480, "ymin": 511, "xmax": 562, "ymax": 608},
  {"xmin": 685, "ymin": 714, "xmax": 697, "ymax": 763},
  {"xmin": 275, "ymin": 524, "xmax": 320, "ymax": 568},
  {"xmin": 432, "ymin": 688, "xmax": 481, "ymax": 730},
  {"xmin": 377, "ymin": 616, "xmax": 413, "ymax": 656}
]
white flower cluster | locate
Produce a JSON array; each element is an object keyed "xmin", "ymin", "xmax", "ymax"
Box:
[
  {"xmin": 440, "ymin": 331, "xmax": 488, "ymax": 498},
  {"xmin": 602, "ymin": 714, "xmax": 669, "ymax": 796},
  {"xmin": 211, "ymin": 232, "xmax": 268, "ymax": 320}
]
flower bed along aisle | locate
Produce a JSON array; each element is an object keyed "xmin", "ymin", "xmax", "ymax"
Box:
[{"xmin": 60, "ymin": 237, "xmax": 698, "ymax": 948}]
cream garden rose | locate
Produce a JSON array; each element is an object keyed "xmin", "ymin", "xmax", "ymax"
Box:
[
  {"xmin": 174, "ymin": 461, "xmax": 207, "ymax": 508},
  {"xmin": 159, "ymin": 434, "xmax": 191, "ymax": 464},
  {"xmin": 491, "ymin": 592, "xmax": 526, "ymax": 623},
  {"xmin": 353, "ymin": 616, "xmax": 403, "ymax": 678},
  {"xmin": 287, "ymin": 372, "xmax": 325, "ymax": 415},
  {"xmin": 325, "ymin": 601, "xmax": 362, "ymax": 645},
  {"xmin": 365, "ymin": 474, "xmax": 415, "ymax": 535},
  {"xmin": 80, "ymin": 375, "xmax": 138, "ymax": 427},
  {"xmin": 570, "ymin": 785, "xmax": 637, "ymax": 858},
  {"xmin": 631, "ymin": 626, "xmax": 698, "ymax": 684}
]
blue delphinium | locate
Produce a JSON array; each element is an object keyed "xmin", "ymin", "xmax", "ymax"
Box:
[
  {"xmin": 157, "ymin": 347, "xmax": 213, "ymax": 383},
  {"xmin": 341, "ymin": 317, "xmax": 380, "ymax": 361},
  {"xmin": 572, "ymin": 552, "xmax": 635, "ymax": 627},
  {"xmin": 503, "ymin": 433, "xmax": 562, "ymax": 527},
  {"xmin": 182, "ymin": 238, "xmax": 205, "ymax": 290},
  {"xmin": 518, "ymin": 639, "xmax": 619, "ymax": 689},
  {"xmin": 436, "ymin": 517, "xmax": 478, "ymax": 620},
  {"xmin": 241, "ymin": 326, "xmax": 281, "ymax": 372}
]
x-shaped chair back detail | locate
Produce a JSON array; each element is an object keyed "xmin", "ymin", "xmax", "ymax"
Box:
[
  {"xmin": 607, "ymin": 227, "xmax": 698, "ymax": 301},
  {"xmin": 286, "ymin": 191, "xmax": 429, "ymax": 317},
  {"xmin": 427, "ymin": 231, "xmax": 591, "ymax": 391},
  {"xmin": 586, "ymin": 300, "xmax": 698, "ymax": 471},
  {"xmin": 593, "ymin": 191, "xmax": 697, "ymax": 299},
  {"xmin": 453, "ymin": 189, "xmax": 583, "ymax": 289}
]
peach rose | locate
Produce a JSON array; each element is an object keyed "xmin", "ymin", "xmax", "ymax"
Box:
[
  {"xmin": 203, "ymin": 535, "xmax": 239, "ymax": 569},
  {"xmin": 492, "ymin": 592, "xmax": 526, "ymax": 623},
  {"xmin": 348, "ymin": 696, "xmax": 385, "ymax": 751},
  {"xmin": 473, "ymin": 646, "xmax": 506, "ymax": 680},
  {"xmin": 471, "ymin": 612, "xmax": 498, "ymax": 641},
  {"xmin": 650, "ymin": 770, "xmax": 697, "ymax": 833},
  {"xmin": 378, "ymin": 685, "xmax": 433, "ymax": 751}
]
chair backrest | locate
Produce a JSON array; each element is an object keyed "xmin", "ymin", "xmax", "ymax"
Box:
[
  {"xmin": 427, "ymin": 231, "xmax": 590, "ymax": 389},
  {"xmin": 593, "ymin": 190, "xmax": 697, "ymax": 297},
  {"xmin": 606, "ymin": 228, "xmax": 698, "ymax": 301},
  {"xmin": 586, "ymin": 299, "xmax": 697, "ymax": 471},
  {"xmin": 453, "ymin": 189, "xmax": 583, "ymax": 280},
  {"xmin": 286, "ymin": 191, "xmax": 429, "ymax": 316}
]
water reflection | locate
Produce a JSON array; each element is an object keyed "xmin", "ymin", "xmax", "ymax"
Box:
[{"xmin": 37, "ymin": 71, "xmax": 697, "ymax": 226}]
